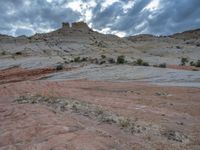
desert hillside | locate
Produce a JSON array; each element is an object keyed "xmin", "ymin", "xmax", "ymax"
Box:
[{"xmin": 1, "ymin": 22, "xmax": 200, "ymax": 66}]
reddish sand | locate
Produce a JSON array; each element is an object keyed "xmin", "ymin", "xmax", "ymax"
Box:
[
  {"xmin": 0, "ymin": 67, "xmax": 200, "ymax": 150},
  {"xmin": 167, "ymin": 64, "xmax": 200, "ymax": 71},
  {"xmin": 0, "ymin": 66, "xmax": 75, "ymax": 84}
]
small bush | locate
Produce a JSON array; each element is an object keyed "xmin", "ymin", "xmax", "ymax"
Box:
[
  {"xmin": 15, "ymin": 51, "xmax": 22, "ymax": 55},
  {"xmin": 190, "ymin": 61, "xmax": 195, "ymax": 66},
  {"xmin": 81, "ymin": 57, "xmax": 88, "ymax": 62},
  {"xmin": 1, "ymin": 51, "xmax": 6, "ymax": 55},
  {"xmin": 181, "ymin": 57, "xmax": 188, "ymax": 66},
  {"xmin": 159, "ymin": 63, "xmax": 167, "ymax": 68},
  {"xmin": 99, "ymin": 60, "xmax": 106, "ymax": 65},
  {"xmin": 56, "ymin": 64, "xmax": 64, "ymax": 70},
  {"xmin": 195, "ymin": 60, "xmax": 200, "ymax": 67},
  {"xmin": 117, "ymin": 55, "xmax": 125, "ymax": 64},
  {"xmin": 101, "ymin": 55, "xmax": 106, "ymax": 59},
  {"xmin": 74, "ymin": 57, "xmax": 80, "ymax": 62},
  {"xmin": 119, "ymin": 118, "xmax": 131, "ymax": 128},
  {"xmin": 142, "ymin": 62, "xmax": 149, "ymax": 66},
  {"xmin": 108, "ymin": 58, "xmax": 115, "ymax": 64},
  {"xmin": 192, "ymin": 69, "xmax": 198, "ymax": 71},
  {"xmin": 196, "ymin": 43, "xmax": 200, "ymax": 47},
  {"xmin": 136, "ymin": 59, "xmax": 143, "ymax": 65}
]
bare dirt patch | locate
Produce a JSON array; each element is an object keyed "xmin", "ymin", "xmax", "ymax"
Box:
[{"xmin": 0, "ymin": 66, "xmax": 74, "ymax": 84}]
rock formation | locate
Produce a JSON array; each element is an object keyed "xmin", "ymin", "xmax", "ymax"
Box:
[{"xmin": 59, "ymin": 21, "xmax": 90, "ymax": 34}]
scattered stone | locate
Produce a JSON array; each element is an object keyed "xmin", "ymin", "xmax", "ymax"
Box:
[
  {"xmin": 162, "ymin": 130, "xmax": 188, "ymax": 143},
  {"xmin": 155, "ymin": 92, "xmax": 169, "ymax": 96}
]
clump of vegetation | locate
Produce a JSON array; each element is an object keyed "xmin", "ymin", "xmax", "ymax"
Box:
[
  {"xmin": 117, "ymin": 55, "xmax": 125, "ymax": 64},
  {"xmin": 142, "ymin": 62, "xmax": 149, "ymax": 66},
  {"xmin": 136, "ymin": 59, "xmax": 149, "ymax": 66},
  {"xmin": 190, "ymin": 61, "xmax": 195, "ymax": 66},
  {"xmin": 101, "ymin": 55, "xmax": 106, "ymax": 59},
  {"xmin": 56, "ymin": 64, "xmax": 64, "ymax": 70},
  {"xmin": 195, "ymin": 60, "xmax": 200, "ymax": 67},
  {"xmin": 108, "ymin": 58, "xmax": 115, "ymax": 64},
  {"xmin": 159, "ymin": 63, "xmax": 167, "ymax": 68},
  {"xmin": 74, "ymin": 56, "xmax": 80, "ymax": 62},
  {"xmin": 15, "ymin": 51, "xmax": 22, "ymax": 55},
  {"xmin": 92, "ymin": 58, "xmax": 99, "ymax": 64},
  {"xmin": 181, "ymin": 57, "xmax": 188, "ymax": 66},
  {"xmin": 136, "ymin": 59, "xmax": 143, "ymax": 65},
  {"xmin": 119, "ymin": 118, "xmax": 131, "ymax": 128},
  {"xmin": 196, "ymin": 43, "xmax": 200, "ymax": 47},
  {"xmin": 1, "ymin": 51, "xmax": 6, "ymax": 55},
  {"xmin": 81, "ymin": 57, "xmax": 88, "ymax": 62},
  {"xmin": 192, "ymin": 69, "xmax": 198, "ymax": 71},
  {"xmin": 99, "ymin": 60, "xmax": 106, "ymax": 65},
  {"xmin": 189, "ymin": 60, "xmax": 200, "ymax": 67}
]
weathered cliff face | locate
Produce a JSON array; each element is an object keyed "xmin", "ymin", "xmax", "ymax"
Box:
[
  {"xmin": 58, "ymin": 21, "xmax": 90, "ymax": 34},
  {"xmin": 71, "ymin": 22, "xmax": 90, "ymax": 30}
]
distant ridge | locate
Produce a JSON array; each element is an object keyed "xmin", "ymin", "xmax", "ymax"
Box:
[{"xmin": 0, "ymin": 21, "xmax": 200, "ymax": 39}]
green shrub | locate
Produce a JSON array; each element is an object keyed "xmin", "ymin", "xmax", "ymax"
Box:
[
  {"xmin": 142, "ymin": 62, "xmax": 149, "ymax": 66},
  {"xmin": 119, "ymin": 118, "xmax": 131, "ymax": 128},
  {"xmin": 136, "ymin": 59, "xmax": 143, "ymax": 65},
  {"xmin": 1, "ymin": 51, "xmax": 6, "ymax": 55},
  {"xmin": 99, "ymin": 60, "xmax": 106, "ymax": 65},
  {"xmin": 195, "ymin": 60, "xmax": 200, "ymax": 67},
  {"xmin": 181, "ymin": 57, "xmax": 188, "ymax": 66},
  {"xmin": 74, "ymin": 57, "xmax": 80, "ymax": 62},
  {"xmin": 117, "ymin": 55, "xmax": 125, "ymax": 64},
  {"xmin": 15, "ymin": 51, "xmax": 22, "ymax": 55},
  {"xmin": 159, "ymin": 63, "xmax": 167, "ymax": 68},
  {"xmin": 101, "ymin": 55, "xmax": 106, "ymax": 59},
  {"xmin": 108, "ymin": 58, "xmax": 115, "ymax": 64},
  {"xmin": 192, "ymin": 69, "xmax": 198, "ymax": 71},
  {"xmin": 81, "ymin": 57, "xmax": 88, "ymax": 62},
  {"xmin": 190, "ymin": 61, "xmax": 195, "ymax": 66},
  {"xmin": 56, "ymin": 64, "xmax": 64, "ymax": 70}
]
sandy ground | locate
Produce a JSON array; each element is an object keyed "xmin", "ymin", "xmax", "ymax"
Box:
[{"xmin": 0, "ymin": 65, "xmax": 200, "ymax": 150}]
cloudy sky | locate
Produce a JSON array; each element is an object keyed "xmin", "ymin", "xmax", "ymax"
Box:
[{"xmin": 1, "ymin": 0, "xmax": 200, "ymax": 37}]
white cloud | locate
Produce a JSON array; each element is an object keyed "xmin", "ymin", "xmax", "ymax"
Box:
[
  {"xmin": 101, "ymin": 0, "xmax": 120, "ymax": 11},
  {"xmin": 122, "ymin": 1, "xmax": 135, "ymax": 13},
  {"xmin": 65, "ymin": 0, "xmax": 96, "ymax": 22},
  {"xmin": 144, "ymin": 0, "xmax": 160, "ymax": 11},
  {"xmin": 135, "ymin": 21, "xmax": 147, "ymax": 30},
  {"xmin": 46, "ymin": 0, "xmax": 53, "ymax": 3},
  {"xmin": 112, "ymin": 31, "xmax": 126, "ymax": 37},
  {"xmin": 64, "ymin": 0, "xmax": 83, "ymax": 12}
]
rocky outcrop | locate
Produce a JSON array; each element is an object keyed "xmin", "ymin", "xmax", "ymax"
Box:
[
  {"xmin": 60, "ymin": 21, "xmax": 90, "ymax": 33},
  {"xmin": 62, "ymin": 22, "xmax": 70, "ymax": 30},
  {"xmin": 71, "ymin": 22, "xmax": 89, "ymax": 30}
]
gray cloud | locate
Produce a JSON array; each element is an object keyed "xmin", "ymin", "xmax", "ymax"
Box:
[
  {"xmin": 0, "ymin": 0, "xmax": 81, "ymax": 36},
  {"xmin": 0, "ymin": 0, "xmax": 200, "ymax": 37}
]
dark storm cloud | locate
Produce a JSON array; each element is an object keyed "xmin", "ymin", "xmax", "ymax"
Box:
[
  {"xmin": 90, "ymin": 0, "xmax": 200, "ymax": 36},
  {"xmin": 0, "ymin": 0, "xmax": 81, "ymax": 36},
  {"xmin": 145, "ymin": 0, "xmax": 200, "ymax": 35},
  {"xmin": 0, "ymin": 0, "xmax": 200, "ymax": 37}
]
